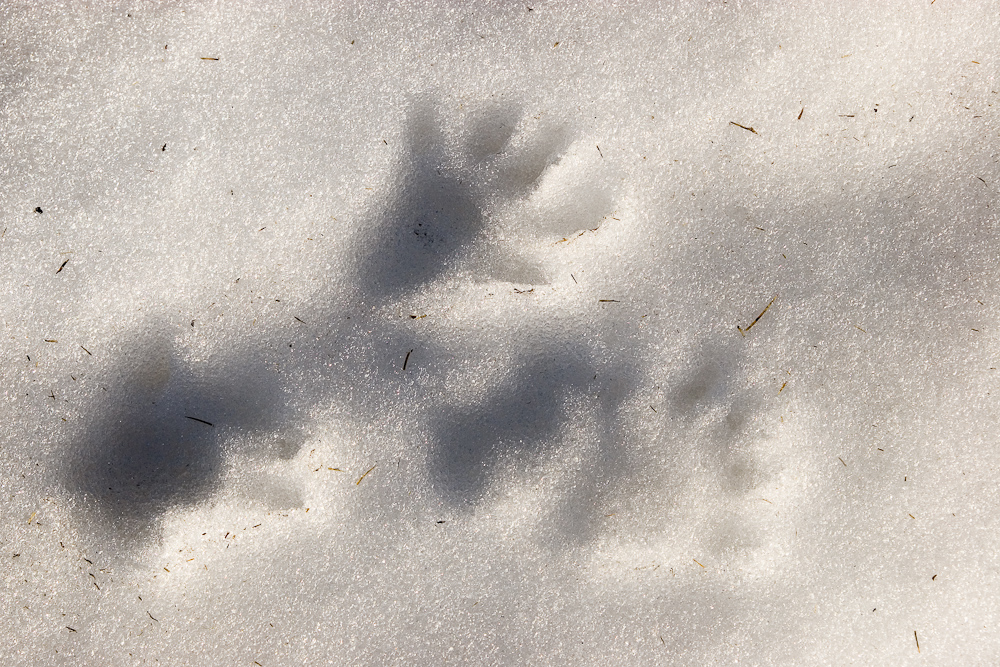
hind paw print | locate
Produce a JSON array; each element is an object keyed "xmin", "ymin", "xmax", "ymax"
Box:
[{"xmin": 354, "ymin": 101, "xmax": 622, "ymax": 299}]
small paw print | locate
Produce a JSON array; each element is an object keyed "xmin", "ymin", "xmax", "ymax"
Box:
[{"xmin": 354, "ymin": 101, "xmax": 621, "ymax": 299}]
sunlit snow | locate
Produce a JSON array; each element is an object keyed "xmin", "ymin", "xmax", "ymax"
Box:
[{"xmin": 2, "ymin": 3, "xmax": 1000, "ymax": 665}]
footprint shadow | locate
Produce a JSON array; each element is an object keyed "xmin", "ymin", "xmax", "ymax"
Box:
[
  {"xmin": 352, "ymin": 101, "xmax": 590, "ymax": 298},
  {"xmin": 428, "ymin": 352, "xmax": 594, "ymax": 504},
  {"xmin": 355, "ymin": 104, "xmax": 485, "ymax": 300},
  {"xmin": 427, "ymin": 345, "xmax": 639, "ymax": 513},
  {"xmin": 64, "ymin": 335, "xmax": 292, "ymax": 547}
]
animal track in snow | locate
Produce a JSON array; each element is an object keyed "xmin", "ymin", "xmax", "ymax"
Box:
[
  {"xmin": 354, "ymin": 101, "xmax": 622, "ymax": 296},
  {"xmin": 60, "ymin": 101, "xmax": 628, "ymax": 553},
  {"xmin": 60, "ymin": 99, "xmax": 798, "ymax": 572}
]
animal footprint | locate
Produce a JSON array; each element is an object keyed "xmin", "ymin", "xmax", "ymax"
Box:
[
  {"xmin": 62, "ymin": 328, "xmax": 301, "ymax": 552},
  {"xmin": 353, "ymin": 101, "xmax": 621, "ymax": 297}
]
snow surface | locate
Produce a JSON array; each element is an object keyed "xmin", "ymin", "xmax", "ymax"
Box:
[{"xmin": 2, "ymin": 2, "xmax": 1000, "ymax": 664}]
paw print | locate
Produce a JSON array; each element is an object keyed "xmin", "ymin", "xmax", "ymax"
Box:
[
  {"xmin": 353, "ymin": 101, "xmax": 621, "ymax": 297},
  {"xmin": 62, "ymin": 328, "xmax": 301, "ymax": 552}
]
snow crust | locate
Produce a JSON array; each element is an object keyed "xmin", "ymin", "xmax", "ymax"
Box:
[{"xmin": 2, "ymin": 2, "xmax": 1000, "ymax": 664}]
